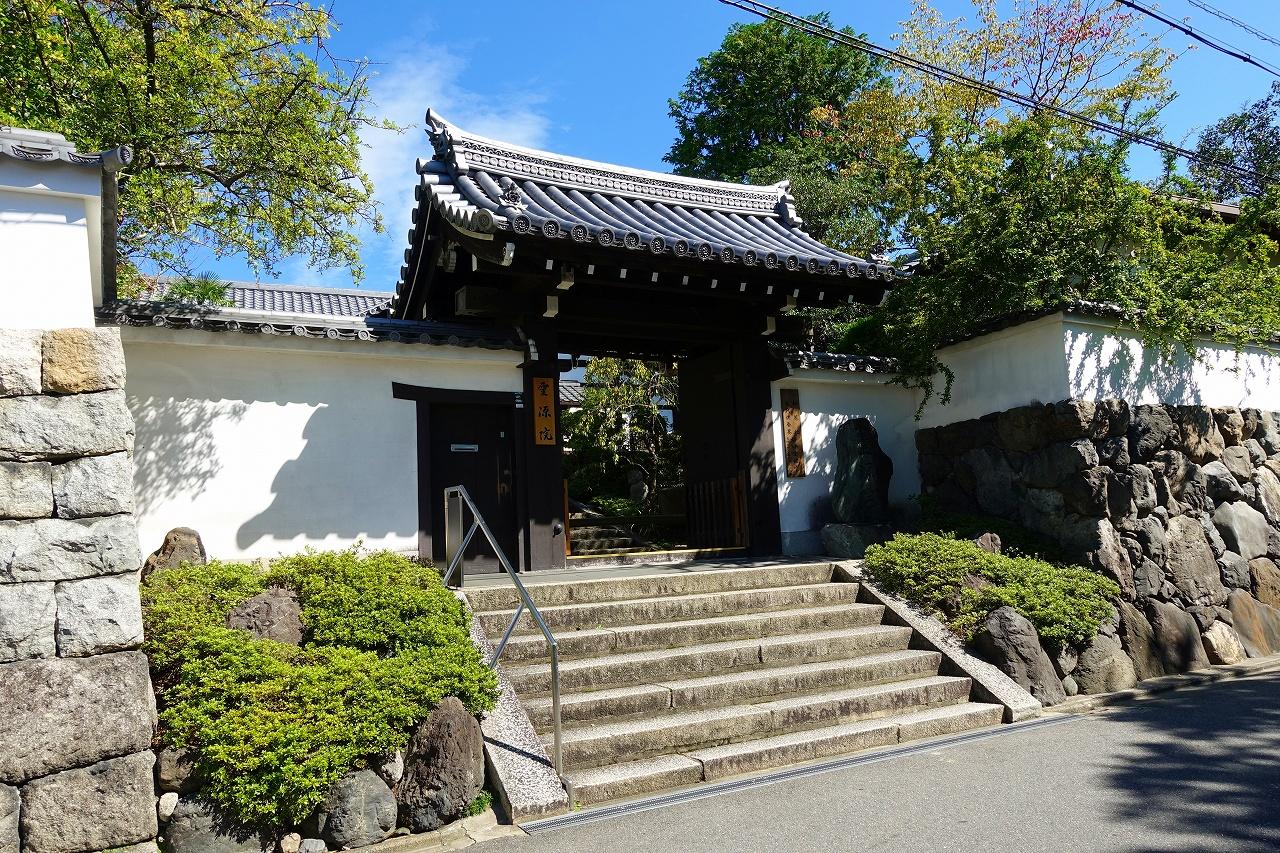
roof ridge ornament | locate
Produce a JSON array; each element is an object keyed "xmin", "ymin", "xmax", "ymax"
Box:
[
  {"xmin": 498, "ymin": 176, "xmax": 525, "ymax": 209},
  {"xmin": 774, "ymin": 180, "xmax": 802, "ymax": 226}
]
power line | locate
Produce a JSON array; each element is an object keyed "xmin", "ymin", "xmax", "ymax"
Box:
[
  {"xmin": 1187, "ymin": 0, "xmax": 1280, "ymax": 52},
  {"xmin": 1115, "ymin": 0, "xmax": 1280, "ymax": 79},
  {"xmin": 717, "ymin": 0, "xmax": 1262, "ymax": 185}
]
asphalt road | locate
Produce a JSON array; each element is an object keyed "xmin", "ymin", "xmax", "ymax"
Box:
[{"xmin": 480, "ymin": 672, "xmax": 1280, "ymax": 853}]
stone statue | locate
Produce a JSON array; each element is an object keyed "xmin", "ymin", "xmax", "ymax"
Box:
[
  {"xmin": 830, "ymin": 417, "xmax": 893, "ymax": 524},
  {"xmin": 627, "ymin": 469, "xmax": 650, "ymax": 505}
]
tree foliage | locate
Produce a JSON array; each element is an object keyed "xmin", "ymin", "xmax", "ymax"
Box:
[
  {"xmin": 0, "ymin": 1, "xmax": 389, "ymax": 291},
  {"xmin": 1193, "ymin": 80, "xmax": 1280, "ymax": 201},
  {"xmin": 561, "ymin": 359, "xmax": 682, "ymax": 503},
  {"xmin": 674, "ymin": 0, "xmax": 1280, "ymax": 408}
]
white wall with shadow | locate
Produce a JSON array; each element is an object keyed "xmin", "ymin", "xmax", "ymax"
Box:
[
  {"xmin": 123, "ymin": 328, "xmax": 522, "ymax": 559},
  {"xmin": 1065, "ymin": 317, "xmax": 1280, "ymax": 410}
]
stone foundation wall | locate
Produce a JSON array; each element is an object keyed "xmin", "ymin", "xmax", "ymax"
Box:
[
  {"xmin": 917, "ymin": 400, "xmax": 1280, "ymax": 695},
  {"xmin": 0, "ymin": 329, "xmax": 158, "ymax": 853}
]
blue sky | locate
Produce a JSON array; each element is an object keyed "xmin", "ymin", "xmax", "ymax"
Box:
[{"xmin": 204, "ymin": 0, "xmax": 1280, "ymax": 292}]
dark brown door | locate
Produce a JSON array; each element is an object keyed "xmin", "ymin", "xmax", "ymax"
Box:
[{"xmin": 429, "ymin": 404, "xmax": 518, "ymax": 573}]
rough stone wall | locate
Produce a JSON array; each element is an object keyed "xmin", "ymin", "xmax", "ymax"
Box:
[
  {"xmin": 917, "ymin": 400, "xmax": 1280, "ymax": 692},
  {"xmin": 0, "ymin": 329, "xmax": 158, "ymax": 853}
]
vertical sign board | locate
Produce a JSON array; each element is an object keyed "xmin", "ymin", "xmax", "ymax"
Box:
[
  {"xmin": 533, "ymin": 377, "xmax": 557, "ymax": 446},
  {"xmin": 780, "ymin": 388, "xmax": 805, "ymax": 478}
]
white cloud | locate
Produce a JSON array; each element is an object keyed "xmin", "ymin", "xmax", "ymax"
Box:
[{"xmin": 281, "ymin": 45, "xmax": 550, "ymax": 291}]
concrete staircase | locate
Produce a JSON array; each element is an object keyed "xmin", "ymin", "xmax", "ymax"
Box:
[{"xmin": 466, "ymin": 563, "xmax": 1004, "ymax": 807}]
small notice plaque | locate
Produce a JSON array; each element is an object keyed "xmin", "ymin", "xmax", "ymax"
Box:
[
  {"xmin": 780, "ymin": 388, "xmax": 805, "ymax": 478},
  {"xmin": 533, "ymin": 377, "xmax": 557, "ymax": 446}
]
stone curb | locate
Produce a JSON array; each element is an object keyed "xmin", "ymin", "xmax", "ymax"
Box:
[
  {"xmin": 358, "ymin": 810, "xmax": 524, "ymax": 853},
  {"xmin": 1049, "ymin": 652, "xmax": 1280, "ymax": 714},
  {"xmin": 834, "ymin": 561, "xmax": 1043, "ymax": 724}
]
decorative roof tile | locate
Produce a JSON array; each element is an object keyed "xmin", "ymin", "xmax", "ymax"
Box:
[
  {"xmin": 0, "ymin": 126, "xmax": 130, "ymax": 170},
  {"xmin": 782, "ymin": 351, "xmax": 899, "ymax": 374}
]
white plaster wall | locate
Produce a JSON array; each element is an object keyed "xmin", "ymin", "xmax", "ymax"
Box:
[
  {"xmin": 121, "ymin": 328, "xmax": 523, "ymax": 560},
  {"xmin": 770, "ymin": 371, "xmax": 920, "ymax": 556},
  {"xmin": 917, "ymin": 313, "xmax": 1071, "ymax": 430},
  {"xmin": 1064, "ymin": 316, "xmax": 1280, "ymax": 410}
]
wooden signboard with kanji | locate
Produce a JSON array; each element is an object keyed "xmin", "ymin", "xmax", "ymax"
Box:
[
  {"xmin": 533, "ymin": 377, "xmax": 557, "ymax": 446},
  {"xmin": 780, "ymin": 388, "xmax": 805, "ymax": 478}
]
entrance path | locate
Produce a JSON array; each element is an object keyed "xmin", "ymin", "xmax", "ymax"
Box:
[{"xmin": 479, "ymin": 672, "xmax": 1280, "ymax": 853}]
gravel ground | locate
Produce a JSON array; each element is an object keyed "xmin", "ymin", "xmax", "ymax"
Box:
[{"xmin": 478, "ymin": 672, "xmax": 1280, "ymax": 853}]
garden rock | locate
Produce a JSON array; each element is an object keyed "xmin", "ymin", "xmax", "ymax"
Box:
[
  {"xmin": 397, "ymin": 697, "xmax": 484, "ymax": 832},
  {"xmin": 376, "ymin": 751, "xmax": 404, "ymax": 787},
  {"xmin": 1060, "ymin": 468, "xmax": 1109, "ymax": 517},
  {"xmin": 279, "ymin": 834, "xmax": 301, "ymax": 853},
  {"xmin": 155, "ymin": 747, "xmax": 201, "ymax": 795},
  {"xmin": 1216, "ymin": 409, "xmax": 1247, "ymax": 445},
  {"xmin": 1213, "ymin": 501, "xmax": 1269, "ymax": 561},
  {"xmin": 143, "ymin": 527, "xmax": 206, "ymax": 577},
  {"xmin": 1226, "ymin": 590, "xmax": 1280, "ymax": 657},
  {"xmin": 1130, "ymin": 405, "xmax": 1176, "ymax": 459},
  {"xmin": 0, "ymin": 652, "xmax": 154, "ymax": 783},
  {"xmin": 972, "ymin": 532, "xmax": 1002, "ymax": 554},
  {"xmin": 970, "ymin": 607, "xmax": 1066, "ymax": 706},
  {"xmin": 226, "ymin": 587, "xmax": 303, "ymax": 645},
  {"xmin": 1134, "ymin": 516, "xmax": 1166, "ymax": 564},
  {"xmin": 1074, "ymin": 633, "xmax": 1138, "ymax": 694},
  {"xmin": 1219, "ymin": 552, "xmax": 1252, "ymax": 590},
  {"xmin": 315, "ymin": 770, "xmax": 395, "ymax": 849},
  {"xmin": 158, "ymin": 791, "xmax": 179, "ymax": 823},
  {"xmin": 1023, "ymin": 440, "xmax": 1097, "ymax": 488},
  {"xmin": 1200, "ymin": 461, "xmax": 1246, "ymax": 503},
  {"xmin": 164, "ymin": 799, "xmax": 272, "ymax": 853},
  {"xmin": 19, "ymin": 752, "xmax": 156, "ymax": 853},
  {"xmin": 298, "ymin": 841, "xmax": 325, "ymax": 853},
  {"xmin": 1251, "ymin": 558, "xmax": 1280, "ymax": 608},
  {"xmin": 1062, "ymin": 675, "xmax": 1078, "ymax": 697},
  {"xmin": 1164, "ymin": 515, "xmax": 1226, "ymax": 605},
  {"xmin": 1221, "ymin": 446, "xmax": 1253, "ymax": 484},
  {"xmin": 0, "ymin": 460, "xmax": 53, "ymax": 519},
  {"xmin": 1147, "ymin": 600, "xmax": 1211, "ymax": 674},
  {"xmin": 829, "ymin": 418, "xmax": 892, "ymax": 524},
  {"xmin": 1053, "ymin": 645, "xmax": 1078, "ymax": 677},
  {"xmin": 1179, "ymin": 406, "xmax": 1225, "ymax": 462},
  {"xmin": 1256, "ymin": 467, "xmax": 1280, "ymax": 524},
  {"xmin": 1201, "ymin": 621, "xmax": 1247, "ymax": 665},
  {"xmin": 54, "ymin": 572, "xmax": 145, "ymax": 656},
  {"xmin": 1, "ymin": 784, "xmax": 17, "ymax": 853}
]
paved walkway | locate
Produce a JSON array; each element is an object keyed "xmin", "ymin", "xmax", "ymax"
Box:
[{"xmin": 481, "ymin": 672, "xmax": 1280, "ymax": 853}]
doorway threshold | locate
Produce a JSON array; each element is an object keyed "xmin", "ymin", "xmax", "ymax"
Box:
[{"xmin": 565, "ymin": 545, "xmax": 747, "ymax": 570}]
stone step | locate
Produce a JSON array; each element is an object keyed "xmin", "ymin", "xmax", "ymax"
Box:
[
  {"xmin": 498, "ymin": 602, "xmax": 886, "ymax": 664},
  {"xmin": 562, "ymin": 702, "xmax": 1004, "ymax": 805},
  {"xmin": 506, "ymin": 624, "xmax": 913, "ymax": 696},
  {"xmin": 552, "ymin": 675, "xmax": 972, "ymax": 770},
  {"xmin": 569, "ymin": 546, "xmax": 650, "ymax": 557},
  {"xmin": 476, "ymin": 580, "xmax": 857, "ymax": 636},
  {"xmin": 524, "ymin": 649, "xmax": 943, "ymax": 730},
  {"xmin": 463, "ymin": 562, "xmax": 836, "ymax": 613},
  {"xmin": 569, "ymin": 539, "xmax": 637, "ymax": 552}
]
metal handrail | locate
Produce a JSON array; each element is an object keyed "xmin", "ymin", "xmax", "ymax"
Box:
[{"xmin": 442, "ymin": 485, "xmax": 562, "ymax": 775}]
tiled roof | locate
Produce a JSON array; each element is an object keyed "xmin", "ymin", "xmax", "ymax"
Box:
[
  {"xmin": 401, "ymin": 110, "xmax": 900, "ymax": 292},
  {"xmin": 225, "ymin": 282, "xmax": 394, "ymax": 318},
  {"xmin": 559, "ymin": 379, "xmax": 586, "ymax": 407}
]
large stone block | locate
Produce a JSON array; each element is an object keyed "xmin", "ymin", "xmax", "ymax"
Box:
[
  {"xmin": 1178, "ymin": 406, "xmax": 1226, "ymax": 463},
  {"xmin": 1213, "ymin": 501, "xmax": 1270, "ymax": 561},
  {"xmin": 1129, "ymin": 405, "xmax": 1176, "ymax": 460},
  {"xmin": 970, "ymin": 606, "xmax": 1066, "ymax": 706},
  {"xmin": 0, "ymin": 784, "xmax": 17, "ymax": 853},
  {"xmin": 0, "ymin": 331, "xmax": 42, "ymax": 398},
  {"xmin": 1165, "ymin": 515, "xmax": 1227, "ymax": 605},
  {"xmin": 0, "ymin": 581, "xmax": 55, "ymax": 661},
  {"xmin": 41, "ymin": 328, "xmax": 126, "ymax": 395},
  {"xmin": 996, "ymin": 405, "xmax": 1053, "ymax": 453},
  {"xmin": 164, "ymin": 800, "xmax": 272, "ymax": 853},
  {"xmin": 0, "ymin": 390, "xmax": 133, "ymax": 461},
  {"xmin": 1117, "ymin": 600, "xmax": 1164, "ymax": 681},
  {"xmin": 1226, "ymin": 589, "xmax": 1280, "ymax": 657},
  {"xmin": 20, "ymin": 751, "xmax": 156, "ymax": 853},
  {"xmin": 1022, "ymin": 440, "xmax": 1098, "ymax": 489},
  {"xmin": 0, "ymin": 461, "xmax": 53, "ymax": 519},
  {"xmin": 52, "ymin": 452, "xmax": 134, "ymax": 518},
  {"xmin": 0, "ymin": 515, "xmax": 140, "ymax": 583},
  {"xmin": 0, "ymin": 651, "xmax": 155, "ymax": 783},
  {"xmin": 1074, "ymin": 632, "xmax": 1138, "ymax": 694},
  {"xmin": 55, "ymin": 573, "xmax": 144, "ymax": 657},
  {"xmin": 1147, "ymin": 600, "xmax": 1211, "ymax": 674}
]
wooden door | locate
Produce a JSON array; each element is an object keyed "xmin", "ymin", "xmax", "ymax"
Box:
[{"xmin": 428, "ymin": 404, "xmax": 517, "ymax": 573}]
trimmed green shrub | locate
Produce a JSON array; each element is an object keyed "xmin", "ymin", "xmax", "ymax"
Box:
[
  {"xmin": 863, "ymin": 532, "xmax": 1120, "ymax": 648},
  {"xmin": 141, "ymin": 548, "xmax": 498, "ymax": 829},
  {"xmin": 915, "ymin": 497, "xmax": 1076, "ymax": 564}
]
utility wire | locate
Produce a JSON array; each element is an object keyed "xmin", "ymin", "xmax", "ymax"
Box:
[
  {"xmin": 1187, "ymin": 0, "xmax": 1280, "ymax": 52},
  {"xmin": 717, "ymin": 0, "xmax": 1262, "ymax": 185},
  {"xmin": 1115, "ymin": 0, "xmax": 1280, "ymax": 79}
]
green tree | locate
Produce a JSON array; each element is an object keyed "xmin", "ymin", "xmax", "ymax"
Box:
[
  {"xmin": 0, "ymin": 1, "xmax": 389, "ymax": 292},
  {"xmin": 562, "ymin": 359, "xmax": 682, "ymax": 503},
  {"xmin": 665, "ymin": 12, "xmax": 884, "ymax": 184},
  {"xmin": 1193, "ymin": 81, "xmax": 1280, "ymax": 200}
]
